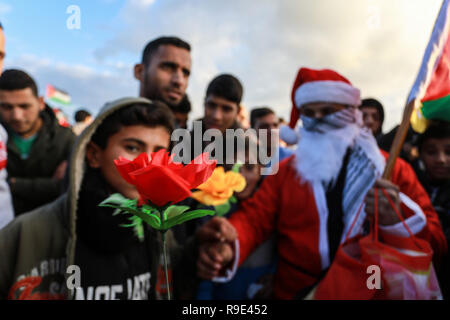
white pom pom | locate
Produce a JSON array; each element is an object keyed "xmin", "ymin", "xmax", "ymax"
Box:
[{"xmin": 280, "ymin": 125, "xmax": 299, "ymax": 145}]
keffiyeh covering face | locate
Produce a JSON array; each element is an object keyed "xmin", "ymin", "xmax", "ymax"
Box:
[
  {"xmin": 296, "ymin": 107, "xmax": 371, "ymax": 187},
  {"xmin": 294, "ymin": 107, "xmax": 386, "ymax": 267}
]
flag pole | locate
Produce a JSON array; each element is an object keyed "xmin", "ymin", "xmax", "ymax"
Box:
[{"xmin": 382, "ymin": 99, "xmax": 417, "ymax": 180}]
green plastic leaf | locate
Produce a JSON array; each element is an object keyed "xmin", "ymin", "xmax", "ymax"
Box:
[
  {"xmin": 120, "ymin": 222, "xmax": 138, "ymax": 228},
  {"xmin": 163, "ymin": 205, "xmax": 190, "ymax": 220},
  {"xmin": 99, "ymin": 193, "xmax": 130, "ymax": 207},
  {"xmin": 214, "ymin": 201, "xmax": 231, "ymax": 217},
  {"xmin": 118, "ymin": 216, "xmax": 144, "ymax": 242},
  {"xmin": 142, "ymin": 205, "xmax": 158, "ymax": 216},
  {"xmin": 117, "ymin": 205, "xmax": 162, "ymax": 230},
  {"xmin": 112, "ymin": 208, "xmax": 122, "ymax": 216},
  {"xmin": 142, "ymin": 199, "xmax": 172, "ymax": 214},
  {"xmin": 231, "ymin": 163, "xmax": 243, "ymax": 173},
  {"xmin": 98, "ymin": 194, "xmax": 146, "ymax": 241},
  {"xmin": 134, "ymin": 220, "xmax": 144, "ymax": 242},
  {"xmin": 229, "ymin": 196, "xmax": 237, "ymax": 204},
  {"xmin": 164, "ymin": 209, "xmax": 215, "ymax": 229}
]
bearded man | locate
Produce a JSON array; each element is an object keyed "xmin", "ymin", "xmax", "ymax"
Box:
[{"xmin": 195, "ymin": 68, "xmax": 447, "ymax": 300}]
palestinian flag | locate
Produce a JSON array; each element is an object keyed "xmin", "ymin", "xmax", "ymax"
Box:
[
  {"xmin": 408, "ymin": 0, "xmax": 450, "ymax": 133},
  {"xmin": 46, "ymin": 85, "xmax": 71, "ymax": 105}
]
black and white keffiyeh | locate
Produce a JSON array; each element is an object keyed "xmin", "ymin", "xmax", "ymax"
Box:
[{"xmin": 294, "ymin": 108, "xmax": 385, "ymax": 269}]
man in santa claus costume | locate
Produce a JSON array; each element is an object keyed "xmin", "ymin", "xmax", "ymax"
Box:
[{"xmin": 195, "ymin": 67, "xmax": 447, "ymax": 300}]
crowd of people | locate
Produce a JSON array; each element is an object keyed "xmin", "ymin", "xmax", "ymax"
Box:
[{"xmin": 0, "ymin": 25, "xmax": 449, "ymax": 300}]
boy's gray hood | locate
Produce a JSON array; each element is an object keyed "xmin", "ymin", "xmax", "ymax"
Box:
[{"xmin": 64, "ymin": 97, "xmax": 154, "ymax": 269}]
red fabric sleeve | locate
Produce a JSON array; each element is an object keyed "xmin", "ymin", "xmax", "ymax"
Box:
[{"xmin": 228, "ymin": 170, "xmax": 282, "ymax": 266}]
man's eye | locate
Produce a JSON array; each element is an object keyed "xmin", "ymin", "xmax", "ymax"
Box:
[
  {"xmin": 303, "ymin": 110, "xmax": 314, "ymax": 117},
  {"xmin": 323, "ymin": 108, "xmax": 334, "ymax": 115},
  {"xmin": 125, "ymin": 145, "xmax": 140, "ymax": 153}
]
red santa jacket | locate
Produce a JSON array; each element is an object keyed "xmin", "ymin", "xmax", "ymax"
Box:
[{"xmin": 228, "ymin": 151, "xmax": 447, "ymax": 299}]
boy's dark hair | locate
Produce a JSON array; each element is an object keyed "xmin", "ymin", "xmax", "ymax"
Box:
[
  {"xmin": 359, "ymin": 98, "xmax": 385, "ymax": 126},
  {"xmin": 175, "ymin": 94, "xmax": 191, "ymax": 114},
  {"xmin": 417, "ymin": 121, "xmax": 450, "ymax": 153},
  {"xmin": 250, "ymin": 107, "xmax": 275, "ymax": 128},
  {"xmin": 0, "ymin": 69, "xmax": 39, "ymax": 97},
  {"xmin": 206, "ymin": 74, "xmax": 243, "ymax": 105},
  {"xmin": 141, "ymin": 36, "xmax": 191, "ymax": 66},
  {"xmin": 75, "ymin": 109, "xmax": 92, "ymax": 123},
  {"xmin": 91, "ymin": 101, "xmax": 175, "ymax": 149}
]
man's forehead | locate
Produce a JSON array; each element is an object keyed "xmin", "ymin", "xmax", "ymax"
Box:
[
  {"xmin": 303, "ymin": 102, "xmax": 347, "ymax": 109},
  {"xmin": 205, "ymin": 95, "xmax": 238, "ymax": 108},
  {"xmin": 360, "ymin": 106, "xmax": 379, "ymax": 113},
  {"xmin": 0, "ymin": 88, "xmax": 37, "ymax": 101},
  {"xmin": 423, "ymin": 137, "xmax": 450, "ymax": 146},
  {"xmin": 0, "ymin": 28, "xmax": 4, "ymax": 45},
  {"xmin": 256, "ymin": 113, "xmax": 277, "ymax": 124},
  {"xmin": 114, "ymin": 125, "xmax": 170, "ymax": 146},
  {"xmin": 259, "ymin": 113, "xmax": 276, "ymax": 121},
  {"xmin": 154, "ymin": 44, "xmax": 191, "ymax": 65},
  {"xmin": 0, "ymin": 29, "xmax": 5, "ymax": 53}
]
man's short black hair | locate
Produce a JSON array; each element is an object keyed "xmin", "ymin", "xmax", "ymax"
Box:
[
  {"xmin": 360, "ymin": 98, "xmax": 385, "ymax": 126},
  {"xmin": 250, "ymin": 107, "xmax": 275, "ymax": 128},
  {"xmin": 174, "ymin": 94, "xmax": 191, "ymax": 114},
  {"xmin": 0, "ymin": 69, "xmax": 39, "ymax": 97},
  {"xmin": 141, "ymin": 36, "xmax": 191, "ymax": 66},
  {"xmin": 206, "ymin": 74, "xmax": 243, "ymax": 105},
  {"xmin": 417, "ymin": 121, "xmax": 450, "ymax": 153},
  {"xmin": 75, "ymin": 109, "xmax": 92, "ymax": 123},
  {"xmin": 91, "ymin": 101, "xmax": 175, "ymax": 150}
]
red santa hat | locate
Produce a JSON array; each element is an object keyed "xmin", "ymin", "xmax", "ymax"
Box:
[{"xmin": 280, "ymin": 67, "xmax": 361, "ymax": 144}]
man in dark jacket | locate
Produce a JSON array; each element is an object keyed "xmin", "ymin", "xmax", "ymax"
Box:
[
  {"xmin": 134, "ymin": 36, "xmax": 192, "ymax": 129},
  {"xmin": 0, "ymin": 69, "xmax": 75, "ymax": 215},
  {"xmin": 171, "ymin": 74, "xmax": 246, "ymax": 243},
  {"xmin": 414, "ymin": 121, "xmax": 450, "ymax": 299},
  {"xmin": 188, "ymin": 73, "xmax": 245, "ymax": 161}
]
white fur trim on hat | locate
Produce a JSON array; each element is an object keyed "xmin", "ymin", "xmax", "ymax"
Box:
[
  {"xmin": 280, "ymin": 124, "xmax": 299, "ymax": 145},
  {"xmin": 295, "ymin": 80, "xmax": 361, "ymax": 109}
]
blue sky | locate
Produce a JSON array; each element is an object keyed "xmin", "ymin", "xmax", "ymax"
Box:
[
  {"xmin": 4, "ymin": 1, "xmax": 124, "ymax": 67},
  {"xmin": 0, "ymin": 0, "xmax": 444, "ymax": 130}
]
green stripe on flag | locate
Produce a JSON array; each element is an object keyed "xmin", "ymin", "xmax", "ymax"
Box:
[
  {"xmin": 48, "ymin": 97, "xmax": 71, "ymax": 106},
  {"xmin": 422, "ymin": 94, "xmax": 450, "ymax": 121}
]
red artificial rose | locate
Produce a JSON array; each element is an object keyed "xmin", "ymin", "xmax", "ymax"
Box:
[
  {"xmin": 114, "ymin": 150, "xmax": 217, "ymax": 207},
  {"xmin": 115, "ymin": 152, "xmax": 150, "ymax": 184}
]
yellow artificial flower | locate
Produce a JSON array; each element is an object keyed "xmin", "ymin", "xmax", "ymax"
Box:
[{"xmin": 192, "ymin": 166, "xmax": 246, "ymax": 206}]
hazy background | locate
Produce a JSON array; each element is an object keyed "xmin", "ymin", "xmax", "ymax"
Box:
[{"xmin": 0, "ymin": 0, "xmax": 443, "ymax": 132}]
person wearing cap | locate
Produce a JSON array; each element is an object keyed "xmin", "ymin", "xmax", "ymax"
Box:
[{"xmin": 195, "ymin": 67, "xmax": 447, "ymax": 299}]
